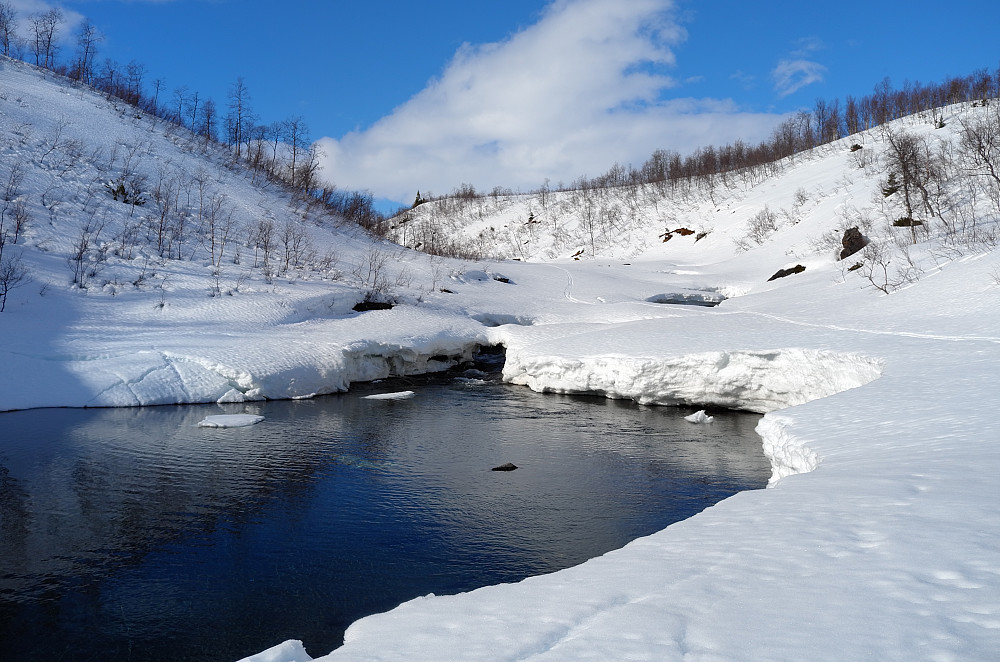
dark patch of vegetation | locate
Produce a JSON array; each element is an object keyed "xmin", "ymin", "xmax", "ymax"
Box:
[{"xmin": 352, "ymin": 300, "xmax": 394, "ymax": 312}]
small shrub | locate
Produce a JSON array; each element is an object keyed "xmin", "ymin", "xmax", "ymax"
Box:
[
  {"xmin": 735, "ymin": 207, "xmax": 779, "ymax": 251},
  {"xmin": 104, "ymin": 176, "xmax": 147, "ymax": 207}
]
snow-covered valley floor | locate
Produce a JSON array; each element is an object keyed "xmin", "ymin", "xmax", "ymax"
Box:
[{"xmin": 2, "ymin": 57, "xmax": 999, "ymax": 660}]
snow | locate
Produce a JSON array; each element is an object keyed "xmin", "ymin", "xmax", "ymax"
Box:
[
  {"xmin": 361, "ymin": 390, "xmax": 416, "ymax": 400},
  {"xmin": 197, "ymin": 414, "xmax": 265, "ymax": 428},
  {"xmin": 236, "ymin": 640, "xmax": 312, "ymax": 662},
  {"xmin": 2, "ymin": 58, "xmax": 1000, "ymax": 661},
  {"xmin": 683, "ymin": 409, "xmax": 713, "ymax": 424}
]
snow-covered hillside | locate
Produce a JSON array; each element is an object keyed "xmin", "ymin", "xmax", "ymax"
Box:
[{"xmin": 3, "ymin": 57, "xmax": 1000, "ymax": 661}]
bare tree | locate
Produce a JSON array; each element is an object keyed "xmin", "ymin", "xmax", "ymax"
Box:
[
  {"xmin": 203, "ymin": 194, "xmax": 234, "ymax": 268},
  {"xmin": 198, "ymin": 98, "xmax": 218, "ymax": 142},
  {"xmin": 282, "ymin": 116, "xmax": 310, "ymax": 189},
  {"xmin": 959, "ymin": 106, "xmax": 1000, "ymax": 209},
  {"xmin": 883, "ymin": 127, "xmax": 949, "ymax": 242},
  {"xmin": 280, "ymin": 219, "xmax": 313, "ymax": 270},
  {"xmin": 95, "ymin": 58, "xmax": 122, "ymax": 99},
  {"xmin": 171, "ymin": 85, "xmax": 189, "ymax": 124},
  {"xmin": 30, "ymin": 8, "xmax": 62, "ymax": 69},
  {"xmin": 1, "ymin": 161, "xmax": 28, "ymax": 245},
  {"xmin": 72, "ymin": 19, "xmax": 102, "ymax": 84},
  {"xmin": 188, "ymin": 90, "xmax": 200, "ymax": 132},
  {"xmin": 0, "ymin": 247, "xmax": 29, "ymax": 312},
  {"xmin": 0, "ymin": 2, "xmax": 16, "ymax": 57},
  {"xmin": 226, "ymin": 77, "xmax": 253, "ymax": 158},
  {"xmin": 250, "ymin": 217, "xmax": 276, "ymax": 281},
  {"xmin": 125, "ymin": 60, "xmax": 145, "ymax": 106}
]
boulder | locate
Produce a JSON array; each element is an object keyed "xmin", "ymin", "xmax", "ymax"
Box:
[
  {"xmin": 767, "ymin": 265, "xmax": 806, "ymax": 281},
  {"xmin": 491, "ymin": 462, "xmax": 518, "ymax": 472},
  {"xmin": 840, "ymin": 226, "xmax": 867, "ymax": 260}
]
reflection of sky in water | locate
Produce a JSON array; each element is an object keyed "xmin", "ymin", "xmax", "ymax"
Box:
[{"xmin": 0, "ymin": 381, "xmax": 768, "ymax": 661}]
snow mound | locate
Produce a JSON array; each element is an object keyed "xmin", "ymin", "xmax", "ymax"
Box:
[
  {"xmin": 684, "ymin": 410, "xmax": 714, "ymax": 424},
  {"xmin": 197, "ymin": 414, "xmax": 264, "ymax": 428},
  {"xmin": 236, "ymin": 639, "xmax": 312, "ymax": 662}
]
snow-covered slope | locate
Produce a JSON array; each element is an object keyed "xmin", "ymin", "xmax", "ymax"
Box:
[{"xmin": 3, "ymin": 57, "xmax": 999, "ymax": 661}]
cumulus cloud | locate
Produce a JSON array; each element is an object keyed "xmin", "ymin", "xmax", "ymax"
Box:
[
  {"xmin": 771, "ymin": 58, "xmax": 827, "ymax": 97},
  {"xmin": 317, "ymin": 0, "xmax": 782, "ymax": 203}
]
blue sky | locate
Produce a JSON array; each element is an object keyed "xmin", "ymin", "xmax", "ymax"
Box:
[{"xmin": 12, "ymin": 0, "xmax": 1000, "ymax": 204}]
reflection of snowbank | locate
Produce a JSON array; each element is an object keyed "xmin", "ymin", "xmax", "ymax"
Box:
[{"xmin": 197, "ymin": 414, "xmax": 264, "ymax": 428}]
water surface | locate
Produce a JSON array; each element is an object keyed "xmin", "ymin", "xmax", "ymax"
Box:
[{"xmin": 0, "ymin": 377, "xmax": 769, "ymax": 660}]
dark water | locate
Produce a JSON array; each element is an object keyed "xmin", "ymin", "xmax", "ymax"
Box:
[{"xmin": 0, "ymin": 377, "xmax": 769, "ymax": 661}]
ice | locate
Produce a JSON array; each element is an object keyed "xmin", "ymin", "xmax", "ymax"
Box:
[
  {"xmin": 197, "ymin": 414, "xmax": 265, "ymax": 428},
  {"xmin": 361, "ymin": 390, "xmax": 416, "ymax": 400},
  {"xmin": 683, "ymin": 410, "xmax": 714, "ymax": 424}
]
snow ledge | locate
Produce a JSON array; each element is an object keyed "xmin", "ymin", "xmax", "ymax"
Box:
[{"xmin": 502, "ymin": 347, "xmax": 883, "ymax": 484}]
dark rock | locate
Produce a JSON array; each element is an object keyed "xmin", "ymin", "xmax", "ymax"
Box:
[
  {"xmin": 767, "ymin": 265, "xmax": 806, "ymax": 281},
  {"xmin": 673, "ymin": 227, "xmax": 696, "ymax": 236},
  {"xmin": 491, "ymin": 462, "xmax": 518, "ymax": 472},
  {"xmin": 839, "ymin": 226, "xmax": 867, "ymax": 260},
  {"xmin": 892, "ymin": 217, "xmax": 923, "ymax": 227},
  {"xmin": 847, "ymin": 262, "xmax": 863, "ymax": 272}
]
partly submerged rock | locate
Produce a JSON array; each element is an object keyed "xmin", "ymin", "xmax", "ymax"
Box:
[{"xmin": 491, "ymin": 462, "xmax": 518, "ymax": 472}]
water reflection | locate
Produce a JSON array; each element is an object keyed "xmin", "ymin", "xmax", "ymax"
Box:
[{"xmin": 0, "ymin": 380, "xmax": 768, "ymax": 661}]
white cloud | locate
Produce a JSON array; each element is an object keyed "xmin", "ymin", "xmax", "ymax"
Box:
[
  {"xmin": 771, "ymin": 58, "xmax": 827, "ymax": 98},
  {"xmin": 789, "ymin": 36, "xmax": 824, "ymax": 57},
  {"xmin": 317, "ymin": 0, "xmax": 782, "ymax": 203},
  {"xmin": 6, "ymin": 0, "xmax": 86, "ymax": 44}
]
